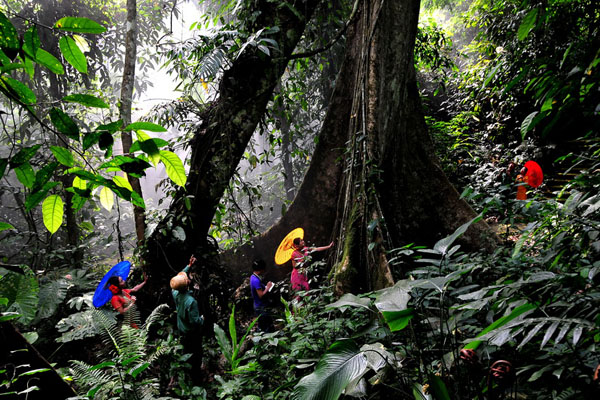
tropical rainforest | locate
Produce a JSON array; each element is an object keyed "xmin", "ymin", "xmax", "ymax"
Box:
[{"xmin": 0, "ymin": 0, "xmax": 599, "ymax": 399}]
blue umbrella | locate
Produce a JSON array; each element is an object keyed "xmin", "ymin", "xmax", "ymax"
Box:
[{"xmin": 92, "ymin": 261, "xmax": 131, "ymax": 308}]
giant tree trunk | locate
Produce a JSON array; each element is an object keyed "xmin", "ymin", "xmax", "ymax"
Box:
[
  {"xmin": 222, "ymin": 0, "xmax": 495, "ymax": 291},
  {"xmin": 331, "ymin": 0, "xmax": 495, "ymax": 293},
  {"xmin": 139, "ymin": 0, "xmax": 322, "ymax": 310}
]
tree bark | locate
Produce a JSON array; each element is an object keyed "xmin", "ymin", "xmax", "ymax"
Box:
[
  {"xmin": 119, "ymin": 0, "xmax": 146, "ymax": 246},
  {"xmin": 330, "ymin": 0, "xmax": 495, "ymax": 293},
  {"xmin": 139, "ymin": 0, "xmax": 323, "ymax": 310},
  {"xmin": 222, "ymin": 0, "xmax": 496, "ymax": 292}
]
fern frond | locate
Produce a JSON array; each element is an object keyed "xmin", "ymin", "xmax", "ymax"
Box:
[
  {"xmin": 142, "ymin": 304, "xmax": 171, "ymax": 331},
  {"xmin": 36, "ymin": 277, "xmax": 69, "ymax": 320},
  {"xmin": 70, "ymin": 359, "xmax": 113, "ymax": 393}
]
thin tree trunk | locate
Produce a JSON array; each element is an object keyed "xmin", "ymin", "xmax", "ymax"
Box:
[
  {"xmin": 119, "ymin": 0, "xmax": 146, "ymax": 245},
  {"xmin": 274, "ymin": 81, "xmax": 296, "ymax": 202}
]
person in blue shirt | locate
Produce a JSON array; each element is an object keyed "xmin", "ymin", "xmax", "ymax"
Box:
[
  {"xmin": 250, "ymin": 259, "xmax": 274, "ymax": 332},
  {"xmin": 171, "ymin": 255, "xmax": 204, "ymax": 382}
]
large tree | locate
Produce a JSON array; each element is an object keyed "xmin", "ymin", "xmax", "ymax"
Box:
[{"xmin": 141, "ymin": 0, "xmax": 495, "ymax": 309}]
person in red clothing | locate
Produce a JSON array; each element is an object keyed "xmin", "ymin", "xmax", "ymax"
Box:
[
  {"xmin": 290, "ymin": 238, "xmax": 333, "ymax": 292},
  {"xmin": 107, "ymin": 272, "xmax": 147, "ymax": 315}
]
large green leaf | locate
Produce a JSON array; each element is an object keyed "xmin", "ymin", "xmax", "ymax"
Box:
[
  {"xmin": 9, "ymin": 144, "xmax": 41, "ymax": 168},
  {"xmin": 25, "ymin": 182, "xmax": 60, "ymax": 211},
  {"xmin": 113, "ymin": 175, "xmax": 132, "ymax": 191},
  {"xmin": 42, "ymin": 194, "xmax": 64, "ymax": 234},
  {"xmin": 35, "ymin": 48, "xmax": 64, "ymax": 74},
  {"xmin": 59, "ymin": 36, "xmax": 87, "ymax": 73},
  {"xmin": 36, "ymin": 278, "xmax": 70, "ymax": 320},
  {"xmin": 464, "ymin": 302, "xmax": 537, "ymax": 350},
  {"xmin": 50, "ymin": 108, "xmax": 80, "ymax": 141},
  {"xmin": 0, "ymin": 11, "xmax": 19, "ymax": 52},
  {"xmin": 124, "ymin": 121, "xmax": 167, "ymax": 132},
  {"xmin": 518, "ymin": 8, "xmax": 539, "ymax": 41},
  {"xmin": 15, "ymin": 163, "xmax": 35, "ymax": 188},
  {"xmin": 50, "ymin": 146, "xmax": 75, "ymax": 167},
  {"xmin": 214, "ymin": 323, "xmax": 233, "ymax": 363},
  {"xmin": 1, "ymin": 76, "xmax": 36, "ymax": 104},
  {"xmin": 292, "ymin": 339, "xmax": 368, "ymax": 400},
  {"xmin": 33, "ymin": 162, "xmax": 59, "ymax": 191},
  {"xmin": 381, "ymin": 308, "xmax": 414, "ymax": 332},
  {"xmin": 0, "ymin": 221, "xmax": 15, "ymax": 232},
  {"xmin": 160, "ymin": 150, "xmax": 187, "ymax": 187},
  {"xmin": 55, "ymin": 17, "xmax": 106, "ymax": 34},
  {"xmin": 327, "ymin": 293, "xmax": 372, "ymax": 311},
  {"xmin": 433, "ymin": 214, "xmax": 481, "ymax": 256},
  {"xmin": 1, "ymin": 265, "xmax": 39, "ymax": 324},
  {"xmin": 63, "ymin": 94, "xmax": 108, "ymax": 108},
  {"xmin": 99, "ymin": 186, "xmax": 114, "ymax": 211},
  {"xmin": 23, "ymin": 26, "xmax": 41, "ymax": 59}
]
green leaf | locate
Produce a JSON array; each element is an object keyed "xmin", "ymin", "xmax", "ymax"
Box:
[
  {"xmin": 520, "ymin": 111, "xmax": 539, "ymax": 140},
  {"xmin": 113, "ymin": 175, "xmax": 132, "ymax": 191},
  {"xmin": 63, "ymin": 94, "xmax": 108, "ymax": 108},
  {"xmin": 9, "ymin": 144, "xmax": 41, "ymax": 168},
  {"xmin": 0, "ymin": 62, "xmax": 24, "ymax": 74},
  {"xmin": 42, "ymin": 195, "xmax": 63, "ymax": 234},
  {"xmin": 433, "ymin": 214, "xmax": 482, "ymax": 256},
  {"xmin": 97, "ymin": 120, "xmax": 123, "ymax": 133},
  {"xmin": 35, "ymin": 48, "xmax": 64, "ymax": 74},
  {"xmin": 55, "ymin": 17, "xmax": 106, "ymax": 34},
  {"xmin": 49, "ymin": 108, "xmax": 80, "ymax": 140},
  {"xmin": 130, "ymin": 190, "xmax": 145, "ymax": 208},
  {"xmin": 464, "ymin": 302, "xmax": 537, "ymax": 350},
  {"xmin": 33, "ymin": 162, "xmax": 59, "ymax": 191},
  {"xmin": 214, "ymin": 323, "xmax": 233, "ymax": 363},
  {"xmin": 517, "ymin": 8, "xmax": 538, "ymax": 41},
  {"xmin": 159, "ymin": 150, "xmax": 187, "ymax": 187},
  {"xmin": 50, "ymin": 146, "xmax": 75, "ymax": 167},
  {"xmin": 23, "ymin": 26, "xmax": 41, "ymax": 59},
  {"xmin": 15, "ymin": 163, "xmax": 35, "ymax": 188},
  {"xmin": 83, "ymin": 131, "xmax": 103, "ymax": 150},
  {"xmin": 327, "ymin": 293, "xmax": 372, "ymax": 311},
  {"xmin": 124, "ymin": 121, "xmax": 167, "ymax": 132},
  {"xmin": 25, "ymin": 182, "xmax": 60, "ymax": 211},
  {"xmin": 381, "ymin": 308, "xmax": 414, "ymax": 332},
  {"xmin": 0, "ymin": 221, "xmax": 15, "ymax": 232},
  {"xmin": 99, "ymin": 186, "xmax": 114, "ymax": 211},
  {"xmin": 0, "ymin": 11, "xmax": 19, "ymax": 52},
  {"xmin": 1, "ymin": 76, "xmax": 37, "ymax": 104},
  {"xmin": 23, "ymin": 56, "xmax": 34, "ymax": 79},
  {"xmin": 100, "ymin": 156, "xmax": 151, "ymax": 178},
  {"xmin": 1, "ymin": 265, "xmax": 39, "ymax": 324},
  {"xmin": 429, "ymin": 374, "xmax": 451, "ymax": 400},
  {"xmin": 129, "ymin": 362, "xmax": 150, "ymax": 379},
  {"xmin": 292, "ymin": 339, "xmax": 368, "ymax": 400},
  {"xmin": 135, "ymin": 131, "xmax": 160, "ymax": 165},
  {"xmin": 59, "ymin": 36, "xmax": 87, "ymax": 74}
]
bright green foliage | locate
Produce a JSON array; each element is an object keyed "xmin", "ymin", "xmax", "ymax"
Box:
[
  {"xmin": 59, "ymin": 36, "xmax": 88, "ymax": 73},
  {"xmin": 159, "ymin": 150, "xmax": 187, "ymax": 187},
  {"xmin": 292, "ymin": 339, "xmax": 368, "ymax": 400},
  {"xmin": 54, "ymin": 17, "xmax": 107, "ymax": 34},
  {"xmin": 69, "ymin": 305, "xmax": 173, "ymax": 399},
  {"xmin": 42, "ymin": 194, "xmax": 64, "ymax": 234},
  {"xmin": 214, "ymin": 305, "xmax": 258, "ymax": 374}
]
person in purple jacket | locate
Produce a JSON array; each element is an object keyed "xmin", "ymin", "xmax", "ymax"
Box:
[{"xmin": 250, "ymin": 259, "xmax": 274, "ymax": 332}]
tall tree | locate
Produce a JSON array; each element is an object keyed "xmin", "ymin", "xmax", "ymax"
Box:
[
  {"xmin": 119, "ymin": 0, "xmax": 146, "ymax": 245},
  {"xmin": 140, "ymin": 0, "xmax": 323, "ymax": 305}
]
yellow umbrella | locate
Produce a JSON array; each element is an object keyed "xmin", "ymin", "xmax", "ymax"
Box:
[{"xmin": 274, "ymin": 228, "xmax": 304, "ymax": 265}]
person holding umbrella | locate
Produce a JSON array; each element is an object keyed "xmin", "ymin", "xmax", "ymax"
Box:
[{"xmin": 107, "ymin": 271, "xmax": 147, "ymax": 316}]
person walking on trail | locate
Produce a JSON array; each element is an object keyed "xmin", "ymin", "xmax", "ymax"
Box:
[
  {"xmin": 291, "ymin": 238, "xmax": 333, "ymax": 292},
  {"xmin": 250, "ymin": 259, "xmax": 274, "ymax": 332},
  {"xmin": 171, "ymin": 255, "xmax": 204, "ymax": 382}
]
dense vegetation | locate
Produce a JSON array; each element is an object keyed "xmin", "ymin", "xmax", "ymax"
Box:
[{"xmin": 1, "ymin": 0, "xmax": 599, "ymax": 399}]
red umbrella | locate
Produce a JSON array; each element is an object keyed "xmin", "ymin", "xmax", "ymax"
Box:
[{"xmin": 524, "ymin": 160, "xmax": 543, "ymax": 188}]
